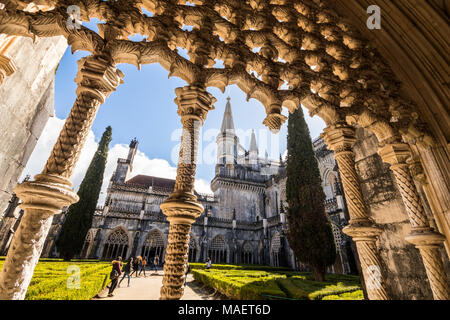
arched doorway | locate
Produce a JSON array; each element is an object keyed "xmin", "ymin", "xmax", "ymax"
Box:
[
  {"xmin": 241, "ymin": 242, "xmax": 253, "ymax": 264},
  {"xmin": 141, "ymin": 229, "xmax": 165, "ymax": 265},
  {"xmin": 208, "ymin": 235, "xmax": 227, "ymax": 264},
  {"xmin": 188, "ymin": 233, "xmax": 198, "ymax": 263},
  {"xmin": 270, "ymin": 232, "xmax": 281, "ymax": 267},
  {"xmin": 80, "ymin": 230, "xmax": 94, "ymax": 259},
  {"xmin": 102, "ymin": 228, "xmax": 129, "ymax": 260}
]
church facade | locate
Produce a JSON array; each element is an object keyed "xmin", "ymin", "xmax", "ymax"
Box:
[
  {"xmin": 1, "ymin": 99, "xmax": 354, "ymax": 273},
  {"xmin": 70, "ymin": 99, "xmax": 352, "ymax": 272}
]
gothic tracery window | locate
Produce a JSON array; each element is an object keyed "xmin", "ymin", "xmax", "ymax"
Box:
[
  {"xmin": 241, "ymin": 241, "xmax": 253, "ymax": 264},
  {"xmin": 102, "ymin": 228, "xmax": 129, "ymax": 260},
  {"xmin": 271, "ymin": 232, "xmax": 281, "ymax": 267},
  {"xmin": 208, "ymin": 235, "xmax": 227, "ymax": 264},
  {"xmin": 188, "ymin": 234, "xmax": 197, "ymax": 262},
  {"xmin": 141, "ymin": 229, "xmax": 165, "ymax": 264},
  {"xmin": 80, "ymin": 230, "xmax": 93, "ymax": 259}
]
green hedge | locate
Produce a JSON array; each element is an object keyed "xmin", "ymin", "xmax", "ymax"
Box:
[
  {"xmin": 191, "ymin": 266, "xmax": 363, "ymax": 300},
  {"xmin": 190, "ymin": 263, "xmax": 291, "ymax": 272},
  {"xmin": 0, "ymin": 258, "xmax": 111, "ymax": 300}
]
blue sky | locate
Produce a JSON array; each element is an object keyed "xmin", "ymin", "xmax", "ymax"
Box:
[
  {"xmin": 53, "ymin": 49, "xmax": 325, "ymax": 182},
  {"xmin": 23, "ymin": 19, "xmax": 326, "ymax": 202}
]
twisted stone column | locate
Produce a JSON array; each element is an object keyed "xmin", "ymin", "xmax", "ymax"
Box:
[
  {"xmin": 323, "ymin": 124, "xmax": 388, "ymax": 300},
  {"xmin": 379, "ymin": 143, "xmax": 449, "ymax": 300},
  {"xmin": 0, "ymin": 55, "xmax": 123, "ymax": 300},
  {"xmin": 160, "ymin": 86, "xmax": 215, "ymax": 300}
]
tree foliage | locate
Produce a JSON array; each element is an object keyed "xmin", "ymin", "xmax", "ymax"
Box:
[
  {"xmin": 286, "ymin": 107, "xmax": 336, "ymax": 281},
  {"xmin": 56, "ymin": 126, "xmax": 112, "ymax": 260}
]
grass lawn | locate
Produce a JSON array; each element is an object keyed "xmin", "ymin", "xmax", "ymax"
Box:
[
  {"xmin": 190, "ymin": 263, "xmax": 363, "ymax": 300},
  {"xmin": 0, "ymin": 257, "xmax": 111, "ymax": 300}
]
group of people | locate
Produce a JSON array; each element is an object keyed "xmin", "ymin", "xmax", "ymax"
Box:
[
  {"xmin": 107, "ymin": 256, "xmax": 212, "ymax": 297},
  {"xmin": 107, "ymin": 255, "xmax": 160, "ymax": 297}
]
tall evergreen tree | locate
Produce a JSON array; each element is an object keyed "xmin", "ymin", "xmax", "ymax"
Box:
[
  {"xmin": 286, "ymin": 107, "xmax": 336, "ymax": 281},
  {"xmin": 56, "ymin": 126, "xmax": 112, "ymax": 260}
]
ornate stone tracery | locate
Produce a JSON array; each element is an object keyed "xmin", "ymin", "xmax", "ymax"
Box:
[{"xmin": 0, "ymin": 0, "xmax": 447, "ymax": 300}]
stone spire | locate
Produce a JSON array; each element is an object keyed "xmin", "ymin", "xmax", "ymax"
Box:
[
  {"xmin": 249, "ymin": 130, "xmax": 258, "ymax": 163},
  {"xmin": 220, "ymin": 97, "xmax": 235, "ymax": 133},
  {"xmin": 217, "ymin": 97, "xmax": 238, "ymax": 166}
]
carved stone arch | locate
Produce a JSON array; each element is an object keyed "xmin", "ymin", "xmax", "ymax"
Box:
[
  {"xmin": 188, "ymin": 232, "xmax": 199, "ymax": 262},
  {"xmin": 141, "ymin": 228, "xmax": 166, "ymax": 263},
  {"xmin": 101, "ymin": 227, "xmax": 130, "ymax": 260},
  {"xmin": 208, "ymin": 234, "xmax": 228, "ymax": 264},
  {"xmin": 241, "ymin": 241, "xmax": 254, "ymax": 265},
  {"xmin": 270, "ymin": 231, "xmax": 282, "ymax": 267},
  {"xmin": 80, "ymin": 229, "xmax": 95, "ymax": 259}
]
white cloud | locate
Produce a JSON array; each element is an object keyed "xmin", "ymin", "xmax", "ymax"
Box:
[{"xmin": 22, "ymin": 117, "xmax": 213, "ymax": 207}]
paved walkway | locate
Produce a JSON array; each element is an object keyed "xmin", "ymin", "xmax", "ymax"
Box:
[{"xmin": 94, "ymin": 271, "xmax": 221, "ymax": 300}]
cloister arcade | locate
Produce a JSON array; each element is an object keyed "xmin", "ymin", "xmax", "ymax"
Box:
[
  {"xmin": 0, "ymin": 0, "xmax": 448, "ymax": 301},
  {"xmin": 141, "ymin": 229, "xmax": 166, "ymax": 263},
  {"xmin": 101, "ymin": 228, "xmax": 129, "ymax": 260}
]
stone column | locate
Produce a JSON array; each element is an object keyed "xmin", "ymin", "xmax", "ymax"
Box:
[
  {"xmin": 0, "ymin": 55, "xmax": 123, "ymax": 300},
  {"xmin": 323, "ymin": 124, "xmax": 388, "ymax": 300},
  {"xmin": 379, "ymin": 143, "xmax": 449, "ymax": 300},
  {"xmin": 160, "ymin": 86, "xmax": 215, "ymax": 300}
]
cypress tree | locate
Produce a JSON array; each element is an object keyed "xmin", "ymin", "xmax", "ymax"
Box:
[
  {"xmin": 56, "ymin": 126, "xmax": 112, "ymax": 260},
  {"xmin": 286, "ymin": 107, "xmax": 336, "ymax": 282}
]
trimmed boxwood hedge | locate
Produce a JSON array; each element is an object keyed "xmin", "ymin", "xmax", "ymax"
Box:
[
  {"xmin": 191, "ymin": 265, "xmax": 363, "ymax": 300},
  {"xmin": 0, "ymin": 257, "xmax": 111, "ymax": 300}
]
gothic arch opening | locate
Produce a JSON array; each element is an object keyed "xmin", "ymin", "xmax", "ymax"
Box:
[
  {"xmin": 102, "ymin": 228, "xmax": 129, "ymax": 260},
  {"xmin": 188, "ymin": 233, "xmax": 198, "ymax": 263},
  {"xmin": 270, "ymin": 232, "xmax": 282, "ymax": 267},
  {"xmin": 241, "ymin": 241, "xmax": 253, "ymax": 265},
  {"xmin": 141, "ymin": 229, "xmax": 166, "ymax": 264},
  {"xmin": 208, "ymin": 235, "xmax": 227, "ymax": 264},
  {"xmin": 80, "ymin": 230, "xmax": 94, "ymax": 259}
]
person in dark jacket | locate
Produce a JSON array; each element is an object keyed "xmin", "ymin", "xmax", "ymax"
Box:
[
  {"xmin": 118, "ymin": 257, "xmax": 133, "ymax": 287},
  {"xmin": 138, "ymin": 257, "xmax": 147, "ymax": 277},
  {"xmin": 130, "ymin": 256, "xmax": 141, "ymax": 278},
  {"xmin": 153, "ymin": 255, "xmax": 160, "ymax": 274},
  {"xmin": 108, "ymin": 257, "xmax": 122, "ymax": 297}
]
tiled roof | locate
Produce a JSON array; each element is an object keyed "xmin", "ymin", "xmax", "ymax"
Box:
[{"xmin": 125, "ymin": 175, "xmax": 176, "ymax": 190}]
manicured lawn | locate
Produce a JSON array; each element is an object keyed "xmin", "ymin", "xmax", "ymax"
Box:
[
  {"xmin": 191, "ymin": 264, "xmax": 363, "ymax": 300},
  {"xmin": 0, "ymin": 257, "xmax": 111, "ymax": 300}
]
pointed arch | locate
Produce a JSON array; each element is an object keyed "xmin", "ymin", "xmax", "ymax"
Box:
[
  {"xmin": 102, "ymin": 227, "xmax": 129, "ymax": 260},
  {"xmin": 188, "ymin": 232, "xmax": 199, "ymax": 262},
  {"xmin": 270, "ymin": 232, "xmax": 282, "ymax": 267},
  {"xmin": 208, "ymin": 235, "xmax": 227, "ymax": 264},
  {"xmin": 141, "ymin": 228, "xmax": 166, "ymax": 263},
  {"xmin": 241, "ymin": 241, "xmax": 253, "ymax": 264}
]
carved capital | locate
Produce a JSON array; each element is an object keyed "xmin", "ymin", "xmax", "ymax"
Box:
[
  {"xmin": 263, "ymin": 103, "xmax": 287, "ymax": 134},
  {"xmin": 405, "ymin": 229, "xmax": 445, "ymax": 248},
  {"xmin": 13, "ymin": 174, "xmax": 78, "ymax": 214},
  {"xmin": 75, "ymin": 55, "xmax": 124, "ymax": 104},
  {"xmin": 343, "ymin": 218, "xmax": 382, "ymax": 241},
  {"xmin": 174, "ymin": 86, "xmax": 216, "ymax": 124},
  {"xmin": 378, "ymin": 143, "xmax": 411, "ymax": 166},
  {"xmin": 322, "ymin": 123, "xmax": 356, "ymax": 154},
  {"xmin": 160, "ymin": 200, "xmax": 203, "ymax": 225}
]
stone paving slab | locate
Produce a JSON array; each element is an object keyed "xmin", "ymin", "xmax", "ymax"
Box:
[{"xmin": 94, "ymin": 272, "xmax": 221, "ymax": 300}]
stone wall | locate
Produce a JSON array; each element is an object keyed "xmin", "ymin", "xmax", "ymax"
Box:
[
  {"xmin": 0, "ymin": 35, "xmax": 67, "ymax": 216},
  {"xmin": 354, "ymin": 127, "xmax": 433, "ymax": 299}
]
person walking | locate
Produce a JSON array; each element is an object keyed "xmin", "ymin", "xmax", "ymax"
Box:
[
  {"xmin": 184, "ymin": 262, "xmax": 191, "ymax": 287},
  {"xmin": 118, "ymin": 257, "xmax": 133, "ymax": 287},
  {"xmin": 153, "ymin": 255, "xmax": 159, "ymax": 274},
  {"xmin": 108, "ymin": 257, "xmax": 122, "ymax": 297},
  {"xmin": 205, "ymin": 257, "xmax": 212, "ymax": 270},
  {"xmin": 130, "ymin": 256, "xmax": 140, "ymax": 278},
  {"xmin": 139, "ymin": 257, "xmax": 147, "ymax": 277}
]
